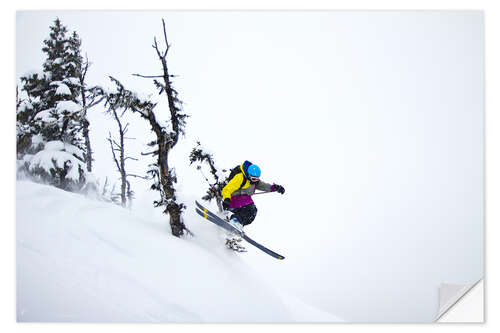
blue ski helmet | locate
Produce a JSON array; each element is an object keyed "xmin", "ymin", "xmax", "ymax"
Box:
[{"xmin": 247, "ymin": 164, "xmax": 261, "ymax": 178}]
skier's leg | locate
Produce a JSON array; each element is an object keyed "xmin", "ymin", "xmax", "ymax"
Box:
[{"xmin": 233, "ymin": 204, "xmax": 257, "ymax": 226}]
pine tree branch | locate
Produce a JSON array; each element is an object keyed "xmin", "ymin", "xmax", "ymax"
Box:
[
  {"xmin": 127, "ymin": 173, "xmax": 150, "ymax": 180},
  {"xmin": 133, "ymin": 73, "xmax": 178, "ymax": 79},
  {"xmin": 133, "ymin": 73, "xmax": 163, "ymax": 79},
  {"xmin": 110, "ymin": 139, "xmax": 121, "ymax": 149},
  {"xmin": 123, "ymin": 123, "xmax": 129, "ymax": 134},
  {"xmin": 141, "ymin": 150, "xmax": 158, "ymax": 156}
]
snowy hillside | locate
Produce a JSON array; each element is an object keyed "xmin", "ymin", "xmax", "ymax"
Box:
[{"xmin": 16, "ymin": 180, "xmax": 342, "ymax": 322}]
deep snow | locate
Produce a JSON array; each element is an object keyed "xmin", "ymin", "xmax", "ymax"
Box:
[{"xmin": 16, "ymin": 180, "xmax": 342, "ymax": 322}]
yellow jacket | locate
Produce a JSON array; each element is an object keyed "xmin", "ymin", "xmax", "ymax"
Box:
[
  {"xmin": 221, "ymin": 172, "xmax": 251, "ymax": 200},
  {"xmin": 221, "ymin": 164, "xmax": 273, "ymax": 201}
]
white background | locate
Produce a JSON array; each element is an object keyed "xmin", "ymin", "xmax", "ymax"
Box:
[
  {"xmin": 13, "ymin": 6, "xmax": 484, "ymax": 324},
  {"xmin": 5, "ymin": 0, "xmax": 498, "ymax": 331}
]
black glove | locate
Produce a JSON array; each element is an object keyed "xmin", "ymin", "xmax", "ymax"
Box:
[
  {"xmin": 273, "ymin": 184, "xmax": 285, "ymax": 194},
  {"xmin": 222, "ymin": 198, "xmax": 231, "ymax": 210}
]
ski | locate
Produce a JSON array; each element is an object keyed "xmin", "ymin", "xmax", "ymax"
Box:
[
  {"xmin": 194, "ymin": 207, "xmax": 244, "ymax": 251},
  {"xmin": 194, "ymin": 200, "xmax": 285, "ymax": 260},
  {"xmin": 195, "ymin": 199, "xmax": 226, "ymax": 220},
  {"xmin": 195, "ymin": 207, "xmax": 242, "ymax": 235}
]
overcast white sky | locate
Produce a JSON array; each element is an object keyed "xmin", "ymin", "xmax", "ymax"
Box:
[{"xmin": 16, "ymin": 11, "xmax": 484, "ymax": 322}]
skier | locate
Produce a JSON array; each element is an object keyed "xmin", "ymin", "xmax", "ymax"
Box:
[{"xmin": 221, "ymin": 160, "xmax": 285, "ymax": 233}]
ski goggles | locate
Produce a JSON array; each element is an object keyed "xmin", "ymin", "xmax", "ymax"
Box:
[{"xmin": 250, "ymin": 176, "xmax": 260, "ymax": 182}]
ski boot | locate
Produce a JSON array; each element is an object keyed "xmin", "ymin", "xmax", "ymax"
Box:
[
  {"xmin": 225, "ymin": 217, "xmax": 246, "ymax": 252},
  {"xmin": 227, "ymin": 217, "xmax": 244, "ymax": 234}
]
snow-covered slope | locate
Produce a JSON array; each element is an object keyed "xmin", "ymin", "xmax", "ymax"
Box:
[{"xmin": 16, "ymin": 181, "xmax": 342, "ymax": 322}]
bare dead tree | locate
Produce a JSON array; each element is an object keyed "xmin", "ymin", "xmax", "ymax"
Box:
[
  {"xmin": 67, "ymin": 54, "xmax": 105, "ymax": 173},
  {"xmin": 131, "ymin": 19, "xmax": 189, "ymax": 237},
  {"xmin": 102, "ymin": 177, "xmax": 109, "ymax": 197},
  {"xmin": 103, "ymin": 77, "xmax": 139, "ymax": 208},
  {"xmin": 79, "ymin": 55, "xmax": 94, "ymax": 172},
  {"xmin": 107, "ymin": 131, "xmax": 126, "ymax": 207}
]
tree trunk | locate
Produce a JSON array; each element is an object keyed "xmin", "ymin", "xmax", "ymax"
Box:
[
  {"xmin": 82, "ymin": 118, "xmax": 92, "ymax": 172},
  {"xmin": 112, "ymin": 109, "xmax": 127, "ymax": 207},
  {"xmin": 167, "ymin": 202, "xmax": 184, "ymax": 236},
  {"xmin": 80, "ymin": 60, "xmax": 93, "ymax": 172},
  {"xmin": 154, "ymin": 126, "xmax": 185, "ymax": 236},
  {"xmin": 133, "ymin": 19, "xmax": 188, "ymax": 237}
]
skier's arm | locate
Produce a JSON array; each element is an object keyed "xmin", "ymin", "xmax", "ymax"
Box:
[
  {"xmin": 256, "ymin": 180, "xmax": 273, "ymax": 192},
  {"xmin": 257, "ymin": 181, "xmax": 285, "ymax": 194},
  {"xmin": 222, "ymin": 173, "xmax": 245, "ymax": 200}
]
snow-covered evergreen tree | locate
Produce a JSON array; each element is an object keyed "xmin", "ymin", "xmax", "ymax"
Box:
[{"xmin": 17, "ymin": 18, "xmax": 101, "ymax": 192}]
